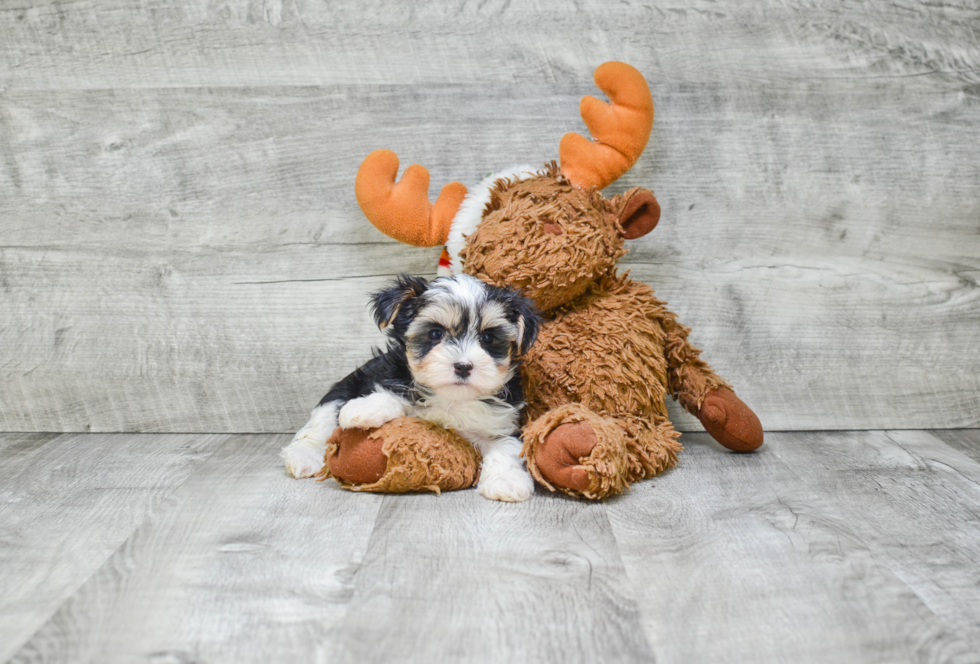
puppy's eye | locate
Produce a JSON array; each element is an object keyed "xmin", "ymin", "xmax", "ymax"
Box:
[
  {"xmin": 479, "ymin": 331, "xmax": 494, "ymax": 345},
  {"xmin": 428, "ymin": 329, "xmax": 444, "ymax": 341}
]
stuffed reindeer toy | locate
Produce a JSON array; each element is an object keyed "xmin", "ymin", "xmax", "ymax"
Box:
[{"xmin": 285, "ymin": 61, "xmax": 763, "ymax": 500}]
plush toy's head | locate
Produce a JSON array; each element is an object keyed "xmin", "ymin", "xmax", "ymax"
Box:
[
  {"xmin": 459, "ymin": 170, "xmax": 661, "ymax": 310},
  {"xmin": 355, "ymin": 61, "xmax": 661, "ymax": 311}
]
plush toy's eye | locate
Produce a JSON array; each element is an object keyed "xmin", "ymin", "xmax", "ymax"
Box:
[
  {"xmin": 428, "ymin": 328, "xmax": 444, "ymax": 341},
  {"xmin": 479, "ymin": 331, "xmax": 494, "ymax": 345}
]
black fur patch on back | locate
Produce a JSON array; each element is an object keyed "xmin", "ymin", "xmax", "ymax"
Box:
[{"xmin": 318, "ymin": 345, "xmax": 414, "ymax": 406}]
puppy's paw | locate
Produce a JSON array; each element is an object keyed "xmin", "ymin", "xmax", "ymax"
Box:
[
  {"xmin": 282, "ymin": 442, "xmax": 325, "ymax": 479},
  {"xmin": 338, "ymin": 392, "xmax": 406, "ymax": 430},
  {"xmin": 478, "ymin": 465, "xmax": 535, "ymax": 502}
]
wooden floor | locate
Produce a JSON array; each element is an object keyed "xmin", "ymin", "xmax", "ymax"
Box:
[{"xmin": 2, "ymin": 430, "xmax": 979, "ymax": 663}]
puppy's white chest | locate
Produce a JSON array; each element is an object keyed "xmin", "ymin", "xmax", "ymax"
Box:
[{"xmin": 409, "ymin": 398, "xmax": 518, "ymax": 445}]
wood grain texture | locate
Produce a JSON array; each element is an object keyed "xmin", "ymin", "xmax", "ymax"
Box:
[
  {"xmin": 928, "ymin": 428, "xmax": 980, "ymax": 465},
  {"xmin": 1, "ymin": 0, "xmax": 979, "ymax": 432},
  {"xmin": 0, "ymin": 432, "xmax": 228, "ymax": 662},
  {"xmin": 6, "ymin": 431, "xmax": 980, "ymax": 663},
  {"xmin": 330, "ymin": 492, "xmax": 652, "ymax": 664},
  {"xmin": 2, "ymin": 0, "xmax": 979, "ymax": 90},
  {"xmin": 7, "ymin": 434, "xmax": 384, "ymax": 664},
  {"xmin": 0, "ymin": 432, "xmax": 60, "ymax": 461},
  {"xmin": 772, "ymin": 429, "xmax": 980, "ymax": 658},
  {"xmin": 607, "ymin": 432, "xmax": 980, "ymax": 664}
]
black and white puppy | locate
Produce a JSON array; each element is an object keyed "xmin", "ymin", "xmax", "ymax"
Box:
[{"xmin": 282, "ymin": 274, "xmax": 541, "ymax": 502}]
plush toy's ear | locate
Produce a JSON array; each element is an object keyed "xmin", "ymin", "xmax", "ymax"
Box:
[
  {"xmin": 370, "ymin": 275, "xmax": 429, "ymax": 330},
  {"xmin": 615, "ymin": 187, "xmax": 661, "ymax": 239}
]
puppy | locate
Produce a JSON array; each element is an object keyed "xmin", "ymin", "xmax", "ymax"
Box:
[{"xmin": 282, "ymin": 274, "xmax": 541, "ymax": 502}]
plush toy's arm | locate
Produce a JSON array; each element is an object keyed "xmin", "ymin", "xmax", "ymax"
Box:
[
  {"xmin": 662, "ymin": 310, "xmax": 729, "ymax": 411},
  {"xmin": 662, "ymin": 310, "xmax": 763, "ymax": 451}
]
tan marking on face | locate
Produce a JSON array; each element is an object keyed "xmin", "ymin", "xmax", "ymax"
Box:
[
  {"xmin": 478, "ymin": 301, "xmax": 511, "ymax": 331},
  {"xmin": 409, "ymin": 299, "xmax": 461, "ymax": 335}
]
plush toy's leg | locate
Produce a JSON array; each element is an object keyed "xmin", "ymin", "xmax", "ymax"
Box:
[
  {"xmin": 693, "ymin": 388, "xmax": 763, "ymax": 452},
  {"xmin": 663, "ymin": 311, "xmax": 764, "ymax": 452},
  {"xmin": 325, "ymin": 426, "xmax": 388, "ymax": 484},
  {"xmin": 522, "ymin": 404, "xmax": 681, "ymax": 500},
  {"xmin": 316, "ymin": 417, "xmax": 482, "ymax": 494}
]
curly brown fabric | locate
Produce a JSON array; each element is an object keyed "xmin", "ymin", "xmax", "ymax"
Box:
[
  {"xmin": 317, "ymin": 417, "xmax": 481, "ymax": 494},
  {"xmin": 522, "ymin": 404, "xmax": 630, "ymax": 499},
  {"xmin": 522, "ymin": 272, "xmax": 670, "ymax": 422},
  {"xmin": 456, "ymin": 168, "xmax": 745, "ymax": 499},
  {"xmin": 620, "ymin": 413, "xmax": 682, "ymax": 483},
  {"xmin": 522, "ymin": 403, "xmax": 682, "ymax": 499},
  {"xmin": 327, "ymin": 160, "xmax": 753, "ymax": 500},
  {"xmin": 460, "ymin": 164, "xmax": 626, "ymax": 311},
  {"xmin": 662, "ymin": 311, "xmax": 732, "ymax": 413}
]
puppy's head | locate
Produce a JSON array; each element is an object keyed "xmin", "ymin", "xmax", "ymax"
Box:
[{"xmin": 370, "ymin": 274, "xmax": 540, "ymax": 398}]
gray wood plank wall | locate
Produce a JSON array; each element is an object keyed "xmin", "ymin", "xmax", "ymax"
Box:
[{"xmin": 1, "ymin": 0, "xmax": 978, "ymax": 433}]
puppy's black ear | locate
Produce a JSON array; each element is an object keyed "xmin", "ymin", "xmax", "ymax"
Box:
[
  {"xmin": 511, "ymin": 293, "xmax": 542, "ymax": 356},
  {"xmin": 370, "ymin": 275, "xmax": 429, "ymax": 331}
]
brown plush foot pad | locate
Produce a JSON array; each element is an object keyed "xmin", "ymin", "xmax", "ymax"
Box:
[
  {"xmin": 318, "ymin": 417, "xmax": 482, "ymax": 494},
  {"xmin": 535, "ymin": 421, "xmax": 597, "ymax": 493},
  {"xmin": 697, "ymin": 387, "xmax": 764, "ymax": 452},
  {"xmin": 523, "ymin": 403, "xmax": 630, "ymax": 500},
  {"xmin": 326, "ymin": 427, "xmax": 387, "ymax": 484}
]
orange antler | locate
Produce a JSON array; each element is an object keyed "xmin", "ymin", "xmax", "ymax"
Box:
[
  {"xmin": 355, "ymin": 149, "xmax": 468, "ymax": 247},
  {"xmin": 559, "ymin": 62, "xmax": 654, "ymax": 191}
]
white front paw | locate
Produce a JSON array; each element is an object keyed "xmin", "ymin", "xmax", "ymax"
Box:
[
  {"xmin": 478, "ymin": 465, "xmax": 535, "ymax": 502},
  {"xmin": 283, "ymin": 443, "xmax": 325, "ymax": 479},
  {"xmin": 338, "ymin": 392, "xmax": 406, "ymax": 430}
]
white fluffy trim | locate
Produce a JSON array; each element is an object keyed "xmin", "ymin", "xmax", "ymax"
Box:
[{"xmin": 443, "ymin": 164, "xmax": 545, "ymax": 275}]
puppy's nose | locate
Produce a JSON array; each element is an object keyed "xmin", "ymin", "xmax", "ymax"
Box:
[{"xmin": 453, "ymin": 362, "xmax": 473, "ymax": 378}]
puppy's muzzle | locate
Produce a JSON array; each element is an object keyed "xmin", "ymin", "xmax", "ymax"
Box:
[{"xmin": 453, "ymin": 362, "xmax": 473, "ymax": 379}]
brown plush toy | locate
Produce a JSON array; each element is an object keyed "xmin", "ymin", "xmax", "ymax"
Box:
[{"xmin": 321, "ymin": 62, "xmax": 763, "ymax": 499}]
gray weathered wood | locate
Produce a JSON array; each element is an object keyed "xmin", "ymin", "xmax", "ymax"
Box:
[
  {"xmin": 1, "ymin": 84, "xmax": 977, "ymax": 432},
  {"xmin": 2, "ymin": 0, "xmax": 978, "ymax": 90},
  {"xmin": 1, "ymin": 0, "xmax": 979, "ymax": 432},
  {"xmin": 331, "ymin": 492, "xmax": 653, "ymax": 664},
  {"xmin": 929, "ymin": 429, "xmax": 980, "ymax": 465},
  {"xmin": 606, "ymin": 432, "xmax": 980, "ymax": 664},
  {"xmin": 0, "ymin": 432, "xmax": 60, "ymax": 462},
  {"xmin": 7, "ymin": 434, "xmax": 383, "ymax": 664},
  {"xmin": 6, "ymin": 431, "xmax": 980, "ymax": 663},
  {"xmin": 772, "ymin": 429, "xmax": 980, "ymax": 658},
  {"xmin": 0, "ymin": 432, "xmax": 228, "ymax": 663}
]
